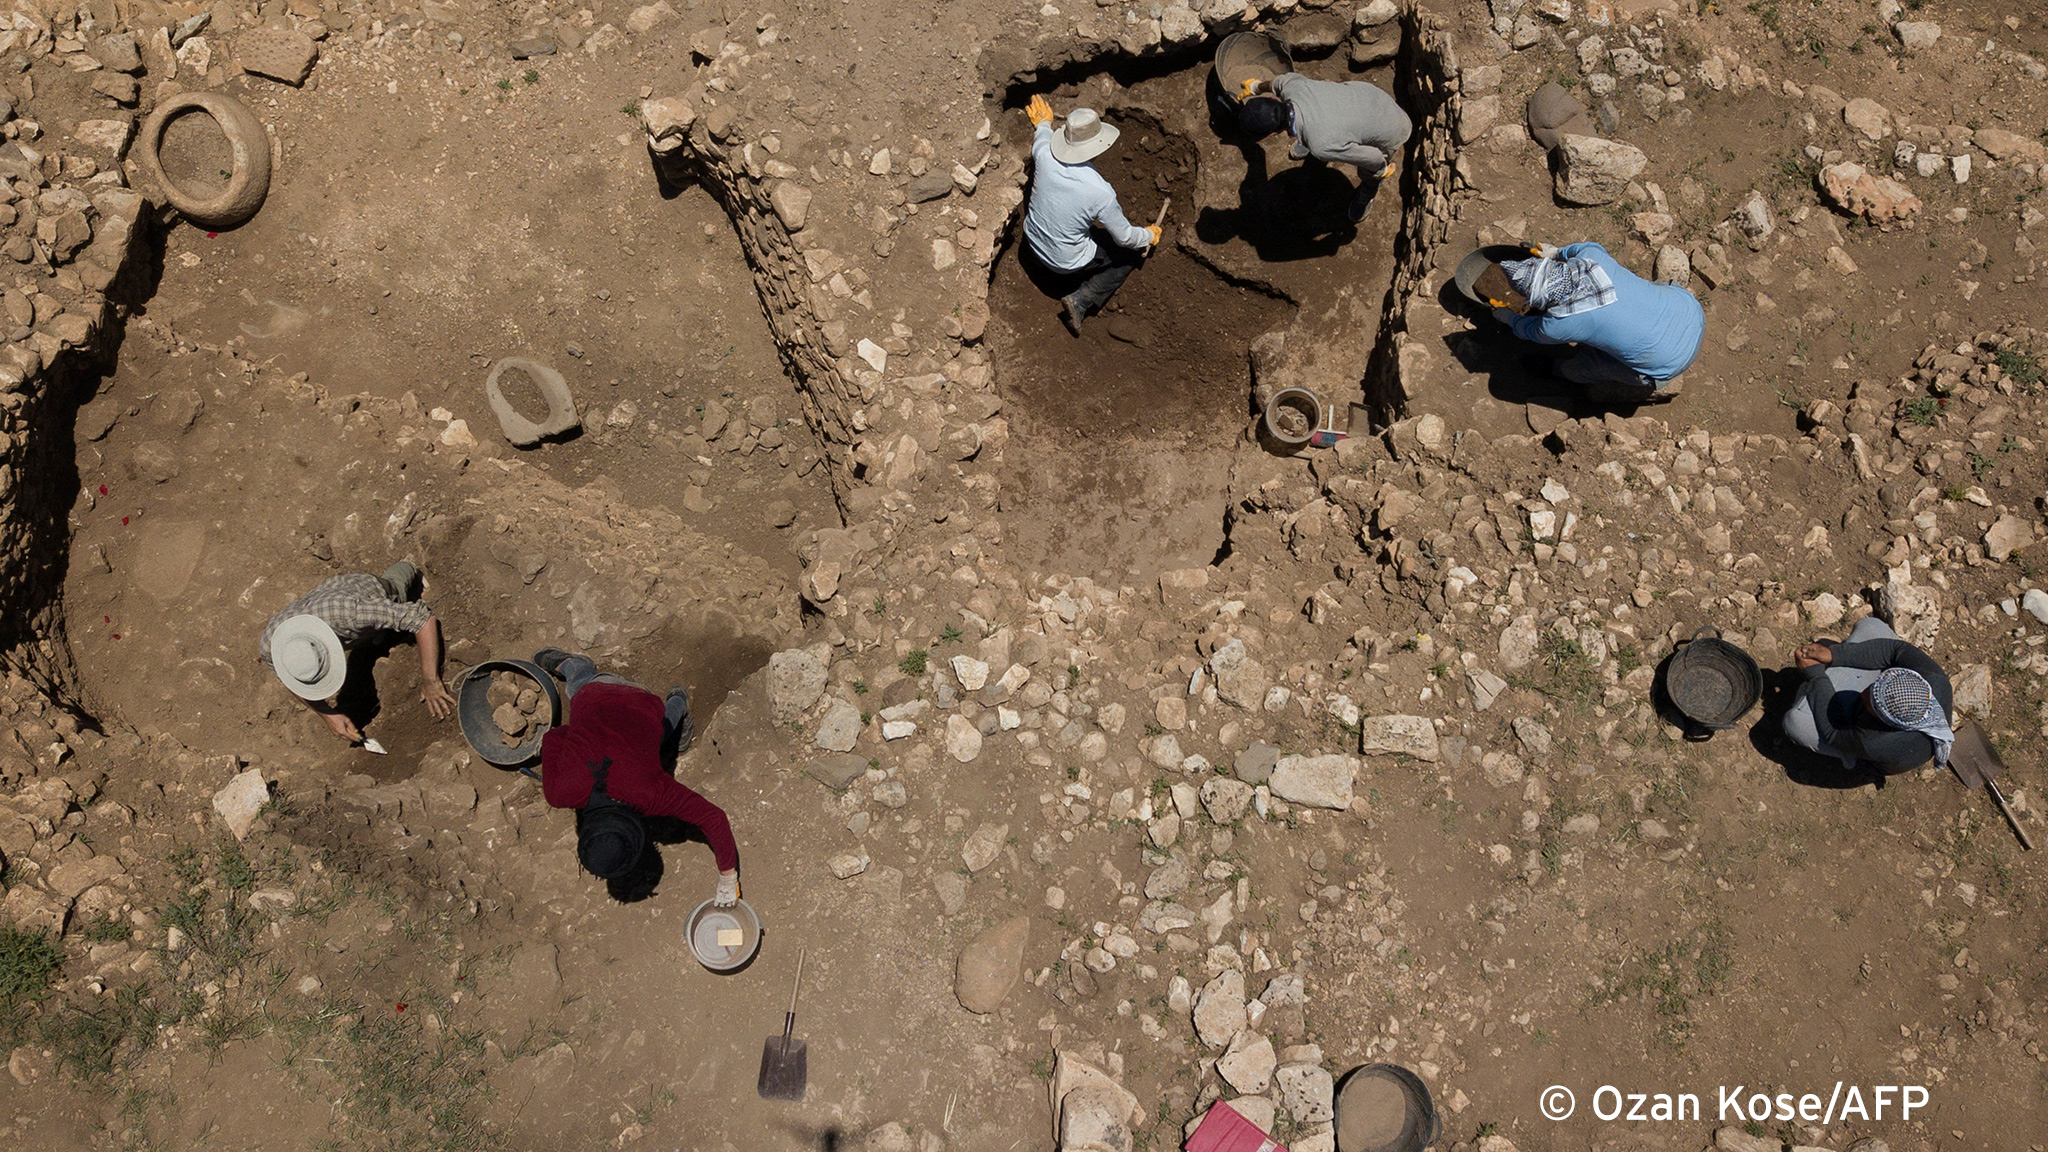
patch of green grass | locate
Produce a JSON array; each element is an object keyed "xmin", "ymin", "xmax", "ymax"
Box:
[
  {"xmin": 82, "ymin": 915, "xmax": 131, "ymax": 944},
  {"xmin": 1997, "ymin": 347, "xmax": 2044, "ymax": 388},
  {"xmin": 937, "ymin": 624, "xmax": 963, "ymax": 645},
  {"xmin": 495, "ymin": 77, "xmax": 512, "ymax": 91},
  {"xmin": 522, "ymin": 69, "xmax": 540, "ymax": 84},
  {"xmin": 38, "ymin": 984, "xmax": 165, "ymax": 1081},
  {"xmin": 852, "ymin": 679, "xmax": 867, "ymax": 695},
  {"xmin": 898, "ymin": 650, "xmax": 928, "ymax": 676},
  {"xmin": 1067, "ymin": 664, "xmax": 1081, "ymax": 688},
  {"xmin": 1591, "ymin": 920, "xmax": 1735, "ymax": 1049},
  {"xmin": 1942, "ymin": 484, "xmax": 1973, "ymax": 502},
  {"xmin": 620, "ymin": 101, "xmax": 641, "ymax": 117},
  {"xmin": 1511, "ymin": 631, "xmax": 1603, "ymax": 705},
  {"xmin": 0, "ymin": 924, "xmax": 63, "ymax": 1016},
  {"xmin": 1901, "ymin": 395, "xmax": 1942, "ymax": 426}
]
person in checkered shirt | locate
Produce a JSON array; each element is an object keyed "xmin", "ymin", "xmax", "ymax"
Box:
[{"xmin": 258, "ymin": 561, "xmax": 457, "ymax": 743}]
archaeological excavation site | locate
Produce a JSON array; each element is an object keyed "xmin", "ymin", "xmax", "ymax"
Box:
[{"xmin": 0, "ymin": 0, "xmax": 2045, "ymax": 1149}]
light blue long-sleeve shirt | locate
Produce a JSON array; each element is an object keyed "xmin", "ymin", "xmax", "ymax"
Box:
[
  {"xmin": 1505, "ymin": 242, "xmax": 1705, "ymax": 380},
  {"xmin": 1023, "ymin": 121, "xmax": 1153, "ymax": 272}
]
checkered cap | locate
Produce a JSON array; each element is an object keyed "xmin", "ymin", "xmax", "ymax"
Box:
[{"xmin": 1870, "ymin": 667, "xmax": 1937, "ymax": 728}]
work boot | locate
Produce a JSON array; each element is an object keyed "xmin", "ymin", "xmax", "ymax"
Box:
[
  {"xmin": 1347, "ymin": 179, "xmax": 1379, "ymax": 224},
  {"xmin": 664, "ymin": 686, "xmax": 694, "ymax": 753},
  {"xmin": 532, "ymin": 647, "xmax": 576, "ymax": 675},
  {"xmin": 1059, "ymin": 294, "xmax": 1086, "ymax": 337}
]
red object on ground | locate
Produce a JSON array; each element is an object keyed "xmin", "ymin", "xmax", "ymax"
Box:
[
  {"xmin": 1184, "ymin": 1101, "xmax": 1287, "ymax": 1152},
  {"xmin": 540, "ymin": 681, "xmax": 739, "ymax": 871}
]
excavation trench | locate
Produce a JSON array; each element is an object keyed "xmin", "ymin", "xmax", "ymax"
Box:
[{"xmin": 982, "ymin": 12, "xmax": 1462, "ymax": 582}]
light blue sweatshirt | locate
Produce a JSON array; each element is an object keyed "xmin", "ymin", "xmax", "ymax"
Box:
[
  {"xmin": 1506, "ymin": 243, "xmax": 1705, "ymax": 380},
  {"xmin": 1024, "ymin": 122, "xmax": 1154, "ymax": 272}
]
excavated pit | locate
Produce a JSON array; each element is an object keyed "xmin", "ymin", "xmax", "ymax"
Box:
[
  {"xmin": 989, "ymin": 108, "xmax": 1295, "ymax": 582},
  {"xmin": 985, "ymin": 22, "xmax": 1437, "ymax": 583},
  {"xmin": 56, "ymin": 169, "xmax": 828, "ymax": 768}
]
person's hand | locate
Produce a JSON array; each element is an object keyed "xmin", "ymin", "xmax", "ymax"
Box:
[
  {"xmin": 1795, "ymin": 643, "xmax": 1834, "ymax": 668},
  {"xmin": 1145, "ymin": 224, "xmax": 1162, "ymax": 246},
  {"xmin": 1239, "ymin": 78, "xmax": 1263, "ymax": 100},
  {"xmin": 323, "ymin": 711, "xmax": 363, "ymax": 743},
  {"xmin": 713, "ymin": 869, "xmax": 739, "ymax": 907},
  {"xmin": 1491, "ymin": 306, "xmax": 1520, "ymax": 324},
  {"xmin": 1026, "ymin": 95, "xmax": 1053, "ymax": 127},
  {"xmin": 421, "ymin": 679, "xmax": 456, "ymax": 720},
  {"xmin": 1376, "ymin": 155, "xmax": 1398, "ymax": 181}
]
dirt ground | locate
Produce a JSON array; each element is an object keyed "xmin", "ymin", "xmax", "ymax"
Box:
[{"xmin": 3, "ymin": 1, "xmax": 2048, "ymax": 1152}]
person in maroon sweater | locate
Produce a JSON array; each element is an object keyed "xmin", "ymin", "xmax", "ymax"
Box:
[{"xmin": 534, "ymin": 648, "xmax": 740, "ymax": 903}]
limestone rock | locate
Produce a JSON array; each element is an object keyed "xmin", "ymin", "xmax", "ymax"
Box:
[
  {"xmin": 951, "ymin": 655, "xmax": 990, "ymax": 692},
  {"xmin": 806, "ymin": 753, "xmax": 868, "ymax": 790},
  {"xmin": 1193, "ymin": 968, "xmax": 1247, "ymax": 1047},
  {"xmin": 813, "ymin": 697, "xmax": 863, "ymax": 752},
  {"xmin": 1817, "ymin": 162, "xmax": 1921, "ymax": 224},
  {"xmin": 1144, "ymin": 856, "xmax": 1193, "ymax": 899},
  {"xmin": 46, "ymin": 854, "xmax": 124, "ymax": 899},
  {"xmin": 1217, "ymin": 1032, "xmax": 1276, "ymax": 1094},
  {"xmin": 1498, "ymin": 615, "xmax": 1540, "ymax": 670},
  {"xmin": 1951, "ymin": 663, "xmax": 1992, "ymax": 719},
  {"xmin": 1842, "ymin": 97, "xmax": 1890, "ymax": 141},
  {"xmin": 211, "ymin": 768, "xmax": 269, "ymax": 841},
  {"xmin": 769, "ymin": 182, "xmax": 811, "ymax": 230},
  {"xmin": 1984, "ymin": 513, "xmax": 2033, "ymax": 561},
  {"xmin": 828, "ymin": 851, "xmax": 869, "ymax": 879},
  {"xmin": 766, "ymin": 649, "xmax": 829, "ymax": 723},
  {"xmin": 1269, "ymin": 754, "xmax": 1355, "ymax": 809},
  {"xmin": 945, "ymin": 714, "xmax": 983, "ymax": 763},
  {"xmin": 237, "ymin": 28, "xmax": 319, "ymax": 85},
  {"xmin": 933, "ymin": 871, "xmax": 968, "ymax": 915},
  {"xmin": 1974, "ymin": 127, "xmax": 2047, "ymax": 165},
  {"xmin": 1654, "ymin": 244, "xmax": 1692, "ymax": 284},
  {"xmin": 1893, "ymin": 20, "xmax": 1939, "ymax": 50},
  {"xmin": 1875, "ymin": 564, "xmax": 1939, "ymax": 646},
  {"xmin": 1554, "ymin": 134, "xmax": 1647, "ymax": 205},
  {"xmin": 1358, "ymin": 715, "xmax": 1439, "ymax": 761},
  {"xmin": 2024, "ymin": 588, "xmax": 2048, "ymax": 624},
  {"xmin": 955, "ymin": 915, "xmax": 1028, "ymax": 1013},
  {"xmin": 961, "ymin": 822, "xmax": 1007, "ymax": 872},
  {"xmin": 1210, "ymin": 639, "xmax": 1272, "ymax": 709},
  {"xmin": 1054, "ymin": 1052, "xmax": 1140, "ymax": 1152},
  {"xmin": 1276, "ymin": 1062, "xmax": 1336, "ymax": 1124},
  {"xmin": 1200, "ymin": 776, "xmax": 1255, "ymax": 824},
  {"xmin": 1234, "ymin": 742, "xmax": 1281, "ymax": 783},
  {"xmin": 74, "ymin": 118, "xmax": 135, "ymax": 158}
]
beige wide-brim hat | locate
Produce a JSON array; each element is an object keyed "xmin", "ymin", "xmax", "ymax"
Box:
[
  {"xmin": 1049, "ymin": 107, "xmax": 1119, "ymax": 164},
  {"xmin": 272, "ymin": 614, "xmax": 346, "ymax": 700}
]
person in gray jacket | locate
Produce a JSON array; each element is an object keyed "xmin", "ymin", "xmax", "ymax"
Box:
[
  {"xmin": 1783, "ymin": 615, "xmax": 1955, "ymax": 775},
  {"xmin": 1239, "ymin": 73, "xmax": 1411, "ymax": 222}
]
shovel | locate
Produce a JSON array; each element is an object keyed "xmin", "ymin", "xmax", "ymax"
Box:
[
  {"xmin": 1949, "ymin": 721, "xmax": 2034, "ymax": 851},
  {"xmin": 756, "ymin": 947, "xmax": 808, "ymax": 1101}
]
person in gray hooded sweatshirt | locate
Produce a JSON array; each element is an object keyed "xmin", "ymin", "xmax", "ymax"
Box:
[{"xmin": 1238, "ymin": 73, "xmax": 1411, "ymax": 222}]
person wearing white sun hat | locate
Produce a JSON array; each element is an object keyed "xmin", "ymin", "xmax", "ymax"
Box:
[
  {"xmin": 259, "ymin": 561, "xmax": 457, "ymax": 743},
  {"xmin": 1021, "ymin": 95, "xmax": 1159, "ymax": 336}
]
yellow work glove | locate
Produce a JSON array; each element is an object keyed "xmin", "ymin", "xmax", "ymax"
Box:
[
  {"xmin": 1377, "ymin": 155, "xmax": 1399, "ymax": 181},
  {"xmin": 1145, "ymin": 224, "xmax": 1162, "ymax": 246},
  {"xmin": 1239, "ymin": 77, "xmax": 1262, "ymax": 100},
  {"xmin": 1026, "ymin": 95, "xmax": 1053, "ymax": 127}
]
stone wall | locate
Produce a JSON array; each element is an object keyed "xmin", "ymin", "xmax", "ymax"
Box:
[
  {"xmin": 0, "ymin": 182, "xmax": 152, "ymax": 708},
  {"xmin": 1358, "ymin": 7, "xmax": 1465, "ymax": 426}
]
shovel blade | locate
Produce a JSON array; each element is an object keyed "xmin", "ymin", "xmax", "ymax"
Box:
[
  {"xmin": 757, "ymin": 1035, "xmax": 807, "ymax": 1101},
  {"xmin": 1949, "ymin": 722, "xmax": 2001, "ymax": 789}
]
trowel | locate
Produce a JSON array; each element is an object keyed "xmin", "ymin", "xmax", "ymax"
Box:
[{"xmin": 358, "ymin": 737, "xmax": 388, "ymax": 755}]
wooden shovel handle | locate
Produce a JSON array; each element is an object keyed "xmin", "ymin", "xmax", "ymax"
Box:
[{"xmin": 787, "ymin": 947, "xmax": 806, "ymax": 1016}]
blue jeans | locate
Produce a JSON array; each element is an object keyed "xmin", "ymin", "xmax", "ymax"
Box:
[{"xmin": 559, "ymin": 656, "xmax": 689, "ymax": 743}]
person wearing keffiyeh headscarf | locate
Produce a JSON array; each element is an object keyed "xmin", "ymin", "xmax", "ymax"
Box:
[
  {"xmin": 1783, "ymin": 615, "xmax": 1955, "ymax": 774},
  {"xmin": 1471, "ymin": 241, "xmax": 1705, "ymax": 405}
]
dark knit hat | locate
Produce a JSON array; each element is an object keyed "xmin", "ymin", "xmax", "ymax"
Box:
[
  {"xmin": 577, "ymin": 803, "xmax": 645, "ymax": 879},
  {"xmin": 1238, "ymin": 96, "xmax": 1290, "ymax": 140}
]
